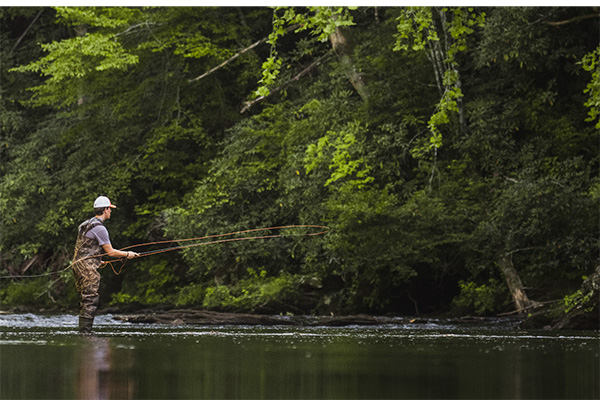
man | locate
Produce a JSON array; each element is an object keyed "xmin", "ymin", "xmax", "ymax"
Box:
[{"xmin": 72, "ymin": 196, "xmax": 139, "ymax": 333}]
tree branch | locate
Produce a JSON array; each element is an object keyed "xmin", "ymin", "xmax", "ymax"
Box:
[
  {"xmin": 189, "ymin": 23, "xmax": 301, "ymax": 84},
  {"xmin": 114, "ymin": 21, "xmax": 160, "ymax": 38},
  {"xmin": 547, "ymin": 13, "xmax": 600, "ymax": 26},
  {"xmin": 10, "ymin": 9, "xmax": 44, "ymax": 54},
  {"xmin": 497, "ymin": 299, "xmax": 557, "ymax": 316},
  {"xmin": 506, "ymin": 246, "xmax": 544, "ymax": 256},
  {"xmin": 20, "ymin": 254, "xmax": 40, "ymax": 276},
  {"xmin": 240, "ymin": 51, "xmax": 332, "ymax": 113},
  {"xmin": 189, "ymin": 37, "xmax": 267, "ymax": 83}
]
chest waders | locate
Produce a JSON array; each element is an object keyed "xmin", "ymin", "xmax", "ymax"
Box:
[{"xmin": 72, "ymin": 217, "xmax": 103, "ymax": 334}]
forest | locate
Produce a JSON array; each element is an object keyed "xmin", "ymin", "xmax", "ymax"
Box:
[{"xmin": 1, "ymin": 6, "xmax": 598, "ymax": 326}]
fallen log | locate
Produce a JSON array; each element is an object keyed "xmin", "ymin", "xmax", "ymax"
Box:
[
  {"xmin": 115, "ymin": 310, "xmax": 297, "ymax": 326},
  {"xmin": 114, "ymin": 310, "xmax": 411, "ymax": 327}
]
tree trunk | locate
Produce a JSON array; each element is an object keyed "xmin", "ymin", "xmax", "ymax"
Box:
[
  {"xmin": 426, "ymin": 41, "xmax": 445, "ymax": 96},
  {"xmin": 497, "ymin": 249, "xmax": 537, "ymax": 313},
  {"xmin": 329, "ymin": 22, "xmax": 369, "ymax": 102},
  {"xmin": 75, "ymin": 24, "xmax": 87, "ymax": 106},
  {"xmin": 454, "ymin": 69, "xmax": 466, "ymax": 134},
  {"xmin": 428, "ymin": 8, "xmax": 466, "ymax": 134}
]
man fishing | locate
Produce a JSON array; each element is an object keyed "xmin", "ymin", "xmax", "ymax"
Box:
[{"xmin": 72, "ymin": 196, "xmax": 139, "ymax": 334}]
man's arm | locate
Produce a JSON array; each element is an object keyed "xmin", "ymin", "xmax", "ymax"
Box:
[{"xmin": 102, "ymin": 243, "xmax": 139, "ymax": 259}]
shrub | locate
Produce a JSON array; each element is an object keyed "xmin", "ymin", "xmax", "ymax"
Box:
[
  {"xmin": 0, "ymin": 279, "xmax": 53, "ymax": 308},
  {"xmin": 175, "ymin": 283, "xmax": 206, "ymax": 307},
  {"xmin": 452, "ymin": 279, "xmax": 508, "ymax": 315},
  {"xmin": 200, "ymin": 273, "xmax": 301, "ymax": 312}
]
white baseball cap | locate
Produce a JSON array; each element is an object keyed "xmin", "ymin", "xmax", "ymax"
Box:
[{"xmin": 94, "ymin": 196, "xmax": 117, "ymax": 209}]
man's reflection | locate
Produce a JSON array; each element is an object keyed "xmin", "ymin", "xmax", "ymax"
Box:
[{"xmin": 75, "ymin": 336, "xmax": 135, "ymax": 399}]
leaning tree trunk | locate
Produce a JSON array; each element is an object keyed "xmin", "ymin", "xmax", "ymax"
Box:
[
  {"xmin": 497, "ymin": 249, "xmax": 537, "ymax": 313},
  {"xmin": 75, "ymin": 24, "xmax": 87, "ymax": 106},
  {"xmin": 329, "ymin": 20, "xmax": 369, "ymax": 102}
]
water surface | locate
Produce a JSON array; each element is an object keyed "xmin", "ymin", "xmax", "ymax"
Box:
[{"xmin": 1, "ymin": 313, "xmax": 598, "ymax": 399}]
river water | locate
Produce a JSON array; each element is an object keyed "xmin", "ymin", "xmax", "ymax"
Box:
[{"xmin": 0, "ymin": 313, "xmax": 598, "ymax": 399}]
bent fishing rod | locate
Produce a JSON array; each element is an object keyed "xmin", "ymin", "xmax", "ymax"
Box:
[{"xmin": 2, "ymin": 225, "xmax": 330, "ymax": 279}]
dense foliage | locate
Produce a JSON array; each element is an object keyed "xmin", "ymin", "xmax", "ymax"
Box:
[{"xmin": 1, "ymin": 7, "xmax": 598, "ymax": 319}]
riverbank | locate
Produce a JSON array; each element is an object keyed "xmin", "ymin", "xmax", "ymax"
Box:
[{"xmin": 2, "ymin": 304, "xmax": 597, "ymax": 330}]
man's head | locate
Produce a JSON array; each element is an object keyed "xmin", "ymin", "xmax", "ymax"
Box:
[{"xmin": 93, "ymin": 196, "xmax": 116, "ymax": 217}]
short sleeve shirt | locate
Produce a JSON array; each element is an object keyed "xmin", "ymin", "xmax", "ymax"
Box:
[{"xmin": 85, "ymin": 224, "xmax": 111, "ymax": 246}]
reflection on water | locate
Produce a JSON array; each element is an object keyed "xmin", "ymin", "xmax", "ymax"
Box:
[
  {"xmin": 77, "ymin": 337, "xmax": 109, "ymax": 399},
  {"xmin": 76, "ymin": 336, "xmax": 135, "ymax": 400},
  {"xmin": 0, "ymin": 314, "xmax": 598, "ymax": 399}
]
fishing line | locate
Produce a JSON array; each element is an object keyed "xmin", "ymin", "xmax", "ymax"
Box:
[{"xmin": 1, "ymin": 225, "xmax": 329, "ymax": 279}]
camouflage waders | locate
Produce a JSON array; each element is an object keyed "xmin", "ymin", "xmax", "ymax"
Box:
[{"xmin": 72, "ymin": 218, "xmax": 104, "ymax": 332}]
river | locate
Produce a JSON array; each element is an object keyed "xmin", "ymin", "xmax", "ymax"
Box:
[{"xmin": 0, "ymin": 313, "xmax": 598, "ymax": 399}]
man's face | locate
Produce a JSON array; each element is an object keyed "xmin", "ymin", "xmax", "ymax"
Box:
[{"xmin": 104, "ymin": 207, "xmax": 112, "ymax": 220}]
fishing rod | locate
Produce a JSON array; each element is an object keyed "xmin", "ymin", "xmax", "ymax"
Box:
[
  {"xmin": 101, "ymin": 225, "xmax": 330, "ymax": 275},
  {"xmin": 2, "ymin": 225, "xmax": 330, "ymax": 279},
  {"xmin": 120, "ymin": 224, "xmax": 329, "ymax": 253}
]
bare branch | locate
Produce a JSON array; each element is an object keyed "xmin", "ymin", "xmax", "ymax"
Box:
[
  {"xmin": 189, "ymin": 37, "xmax": 267, "ymax": 83},
  {"xmin": 114, "ymin": 21, "xmax": 160, "ymax": 37},
  {"xmin": 10, "ymin": 9, "xmax": 44, "ymax": 54},
  {"xmin": 547, "ymin": 13, "xmax": 600, "ymax": 26},
  {"xmin": 189, "ymin": 23, "xmax": 301, "ymax": 84},
  {"xmin": 20, "ymin": 254, "xmax": 40, "ymax": 276},
  {"xmin": 506, "ymin": 247, "xmax": 544, "ymax": 256},
  {"xmin": 240, "ymin": 51, "xmax": 332, "ymax": 114},
  {"xmin": 497, "ymin": 299, "xmax": 558, "ymax": 316}
]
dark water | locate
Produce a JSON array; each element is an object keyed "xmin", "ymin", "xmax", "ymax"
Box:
[{"xmin": 0, "ymin": 314, "xmax": 598, "ymax": 399}]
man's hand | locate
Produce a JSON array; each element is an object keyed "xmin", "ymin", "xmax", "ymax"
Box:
[
  {"xmin": 101, "ymin": 244, "xmax": 140, "ymax": 259},
  {"xmin": 126, "ymin": 251, "xmax": 140, "ymax": 259}
]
